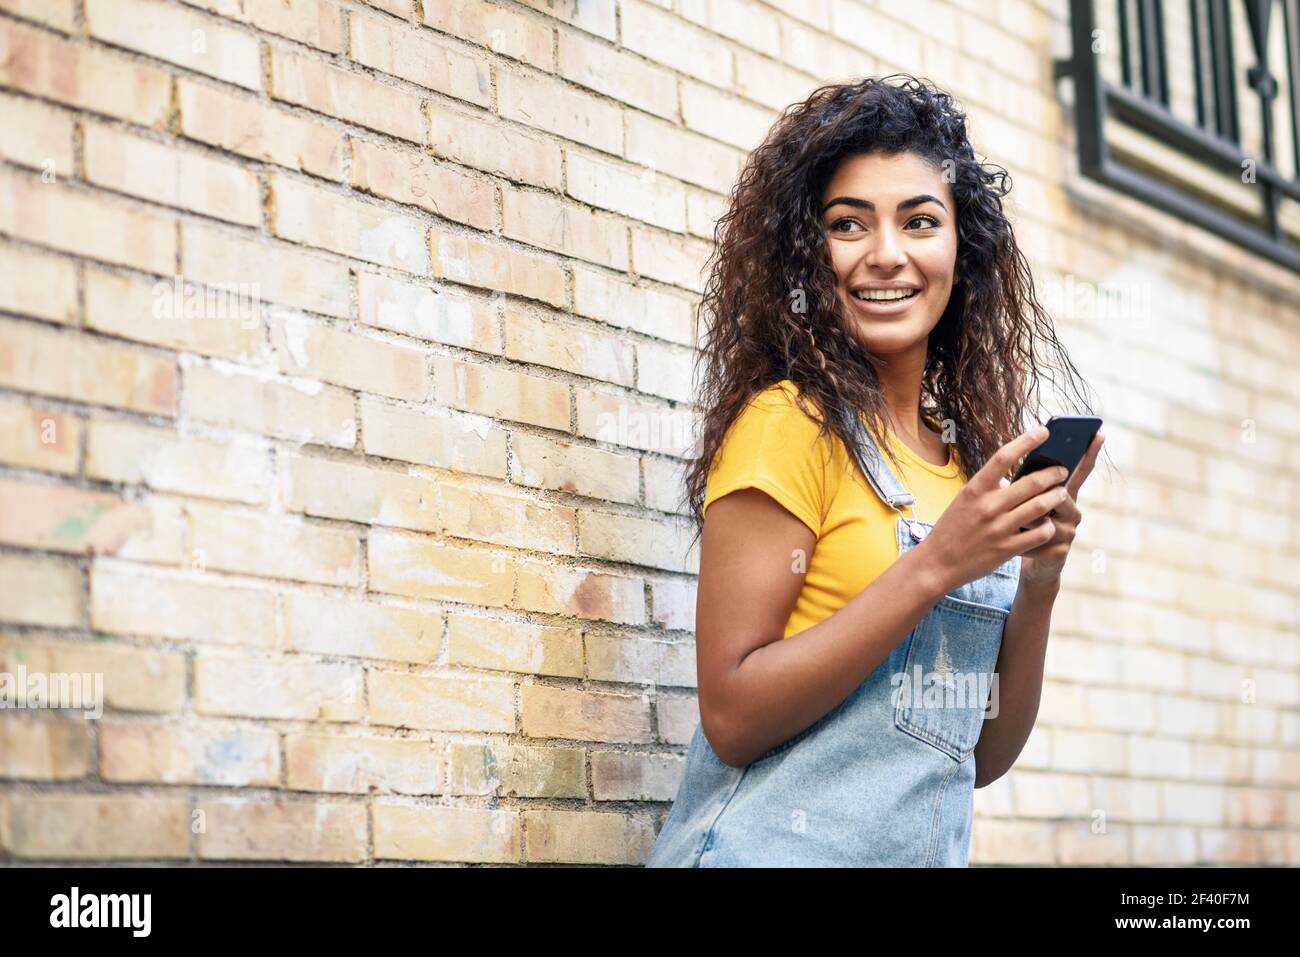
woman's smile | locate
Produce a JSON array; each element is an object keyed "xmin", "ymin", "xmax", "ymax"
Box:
[{"xmin": 847, "ymin": 285, "xmax": 922, "ymax": 318}]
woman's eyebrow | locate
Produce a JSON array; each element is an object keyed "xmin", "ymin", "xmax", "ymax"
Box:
[{"xmin": 820, "ymin": 194, "xmax": 948, "ymax": 215}]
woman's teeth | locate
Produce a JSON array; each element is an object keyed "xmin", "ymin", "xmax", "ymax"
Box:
[{"xmin": 855, "ymin": 289, "xmax": 917, "ymax": 301}]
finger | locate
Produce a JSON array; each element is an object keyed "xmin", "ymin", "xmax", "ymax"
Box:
[
  {"xmin": 1066, "ymin": 431, "xmax": 1104, "ymax": 499},
  {"xmin": 1049, "ymin": 493, "xmax": 1081, "ymax": 526},
  {"xmin": 975, "ymin": 424, "xmax": 1050, "ymax": 492}
]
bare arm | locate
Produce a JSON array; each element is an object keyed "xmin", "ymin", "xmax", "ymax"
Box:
[
  {"xmin": 971, "ymin": 577, "xmax": 1057, "ymax": 787},
  {"xmin": 695, "ymin": 487, "xmax": 949, "ymax": 768}
]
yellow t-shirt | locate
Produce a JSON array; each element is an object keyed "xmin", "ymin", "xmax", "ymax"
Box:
[{"xmin": 702, "ymin": 379, "xmax": 967, "ymax": 639}]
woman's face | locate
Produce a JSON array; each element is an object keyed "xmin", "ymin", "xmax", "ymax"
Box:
[{"xmin": 819, "ymin": 150, "xmax": 959, "ymax": 358}]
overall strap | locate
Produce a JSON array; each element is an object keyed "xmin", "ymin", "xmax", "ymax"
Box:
[{"xmin": 843, "ymin": 409, "xmax": 916, "ymax": 518}]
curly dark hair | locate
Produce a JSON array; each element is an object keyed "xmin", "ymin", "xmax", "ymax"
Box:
[{"xmin": 682, "ymin": 73, "xmax": 1107, "ymax": 545}]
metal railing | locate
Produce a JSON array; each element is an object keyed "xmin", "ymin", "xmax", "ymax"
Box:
[{"xmin": 1054, "ymin": 0, "xmax": 1300, "ymax": 272}]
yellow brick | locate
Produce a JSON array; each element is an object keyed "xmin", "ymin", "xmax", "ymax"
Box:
[
  {"xmin": 186, "ymin": 0, "xmax": 345, "ymax": 52},
  {"xmin": 497, "ymin": 68, "xmax": 621, "ymax": 154},
  {"xmin": 85, "ymin": 0, "xmax": 261, "ymax": 89},
  {"xmin": 0, "ymin": 402, "xmax": 80, "ymax": 475},
  {"xmin": 433, "ymin": 355, "xmax": 570, "ymax": 431},
  {"xmin": 0, "ymin": 478, "xmax": 180, "ymax": 561},
  {"xmin": 0, "ymin": 243, "xmax": 78, "ymax": 324},
  {"xmin": 630, "ymin": 223, "xmax": 712, "ymax": 292},
  {"xmin": 350, "ymin": 12, "xmax": 491, "ymax": 107},
  {"xmin": 513, "ymin": 0, "xmax": 615, "ymax": 38},
  {"xmin": 91, "ymin": 562, "xmax": 276, "ymax": 648},
  {"xmin": 571, "ymin": 264, "xmax": 696, "ymax": 345},
  {"xmin": 439, "ymin": 480, "xmax": 576, "ymax": 555},
  {"xmin": 431, "ymin": 231, "xmax": 566, "ymax": 307},
  {"xmin": 197, "ymin": 798, "xmax": 367, "ymax": 862},
  {"xmin": 0, "ymin": 19, "xmax": 171, "ymax": 126},
  {"xmin": 182, "ymin": 222, "xmax": 352, "ymax": 318},
  {"xmin": 373, "ymin": 802, "xmax": 520, "ymax": 862},
  {"xmin": 448, "ymin": 740, "xmax": 586, "ymax": 797},
  {"xmin": 350, "ymin": 138, "xmax": 493, "ymax": 231},
  {"xmin": 521, "ymin": 684, "xmax": 653, "ymax": 743},
  {"xmin": 503, "ymin": 307, "xmax": 635, "ymax": 386},
  {"xmin": 585, "ymin": 631, "xmax": 694, "ymax": 686},
  {"xmin": 565, "ymin": 148, "xmax": 687, "ymax": 231},
  {"xmin": 644, "ymin": 453, "xmax": 690, "ymax": 515},
  {"xmin": 357, "ymin": 271, "xmax": 503, "ymax": 353},
  {"xmin": 360, "ymin": 395, "xmax": 508, "ymax": 478},
  {"xmin": 0, "ymin": 552, "xmax": 83, "ymax": 628},
  {"xmin": 0, "ymin": 167, "xmax": 176, "ymax": 274},
  {"xmin": 0, "ymin": 715, "xmax": 91, "ymax": 780},
  {"xmin": 574, "ymin": 386, "xmax": 696, "ymax": 456},
  {"xmin": 0, "ymin": 0, "xmax": 76, "ymax": 30},
  {"xmin": 577, "ymin": 509, "xmax": 698, "ymax": 573},
  {"xmin": 636, "ymin": 339, "xmax": 694, "ymax": 402},
  {"xmin": 280, "ymin": 450, "xmax": 437, "ymax": 531},
  {"xmin": 84, "ymin": 122, "xmax": 262, "ymax": 225},
  {"xmin": 194, "ymin": 654, "xmax": 363, "ymax": 721},
  {"xmin": 187, "ymin": 502, "xmax": 364, "ymax": 586},
  {"xmin": 86, "ymin": 417, "xmax": 271, "ymax": 503},
  {"xmin": 0, "ymin": 90, "xmax": 73, "ymax": 174},
  {"xmin": 367, "ymin": 527, "xmax": 512, "ymax": 605},
  {"xmin": 502, "ymin": 186, "xmax": 629, "ymax": 270},
  {"xmin": 507, "ymin": 431, "xmax": 641, "ymax": 504},
  {"xmin": 0, "ymin": 634, "xmax": 188, "ymax": 713},
  {"xmin": 0, "ymin": 318, "xmax": 176, "ymax": 416},
  {"xmin": 182, "ymin": 363, "xmax": 356, "ymax": 448},
  {"xmin": 428, "ymin": 98, "xmax": 563, "ymax": 190},
  {"xmin": 100, "ymin": 721, "xmax": 280, "ymax": 785},
  {"xmin": 515, "ymin": 560, "xmax": 646, "ymax": 624},
  {"xmin": 269, "ymin": 311, "xmax": 429, "ymax": 401},
  {"xmin": 445, "ymin": 614, "xmax": 583, "ymax": 678},
  {"xmin": 556, "ymin": 30, "xmax": 676, "ymax": 118},
  {"xmin": 368, "ymin": 669, "xmax": 515, "ymax": 731},
  {"xmin": 271, "ymin": 173, "xmax": 427, "ymax": 273},
  {"xmin": 85, "ymin": 269, "xmax": 263, "ymax": 361},
  {"xmin": 270, "ymin": 44, "xmax": 424, "ymax": 142},
  {"xmin": 178, "ymin": 78, "xmax": 346, "ymax": 180},
  {"xmin": 620, "ymin": 0, "xmax": 733, "ymax": 86},
  {"xmin": 285, "ymin": 732, "xmax": 442, "ymax": 794},
  {"xmin": 4, "ymin": 795, "xmax": 189, "ymax": 859},
  {"xmin": 591, "ymin": 749, "xmax": 683, "ymax": 802},
  {"xmin": 422, "ymin": 0, "xmax": 553, "ymax": 69},
  {"xmin": 281, "ymin": 590, "xmax": 441, "ymax": 663},
  {"xmin": 524, "ymin": 808, "xmax": 656, "ymax": 864}
]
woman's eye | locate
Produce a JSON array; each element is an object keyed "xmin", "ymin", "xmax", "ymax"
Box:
[{"xmin": 829, "ymin": 215, "xmax": 938, "ymax": 233}]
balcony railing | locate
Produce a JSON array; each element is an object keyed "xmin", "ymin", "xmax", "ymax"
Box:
[{"xmin": 1055, "ymin": 0, "xmax": 1300, "ymax": 272}]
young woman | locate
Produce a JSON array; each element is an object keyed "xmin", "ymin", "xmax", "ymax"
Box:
[{"xmin": 646, "ymin": 75, "xmax": 1110, "ymax": 867}]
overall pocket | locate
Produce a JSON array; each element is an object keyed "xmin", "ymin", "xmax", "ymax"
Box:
[{"xmin": 892, "ymin": 594, "xmax": 1008, "ymax": 762}]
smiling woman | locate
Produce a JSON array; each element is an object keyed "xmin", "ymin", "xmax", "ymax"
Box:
[{"xmin": 646, "ymin": 74, "xmax": 1107, "ymax": 868}]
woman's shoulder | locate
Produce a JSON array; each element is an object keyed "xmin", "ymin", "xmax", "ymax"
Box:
[
  {"xmin": 746, "ymin": 379, "xmax": 821, "ymax": 422},
  {"xmin": 723, "ymin": 380, "xmax": 835, "ymax": 458}
]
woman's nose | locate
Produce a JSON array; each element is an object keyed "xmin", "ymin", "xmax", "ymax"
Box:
[{"xmin": 865, "ymin": 226, "xmax": 907, "ymax": 268}]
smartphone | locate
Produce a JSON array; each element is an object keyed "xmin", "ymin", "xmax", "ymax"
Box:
[{"xmin": 1012, "ymin": 415, "xmax": 1103, "ymax": 486}]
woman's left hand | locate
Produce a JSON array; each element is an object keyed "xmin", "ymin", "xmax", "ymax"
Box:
[{"xmin": 1014, "ymin": 431, "xmax": 1104, "ymax": 588}]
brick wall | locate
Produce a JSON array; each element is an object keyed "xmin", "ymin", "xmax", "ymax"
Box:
[{"xmin": 0, "ymin": 0, "xmax": 1297, "ymax": 865}]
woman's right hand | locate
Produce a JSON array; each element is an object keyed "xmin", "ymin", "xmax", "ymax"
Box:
[{"xmin": 917, "ymin": 425, "xmax": 1071, "ymax": 596}]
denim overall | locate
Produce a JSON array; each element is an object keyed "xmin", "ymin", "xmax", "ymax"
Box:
[{"xmin": 645, "ymin": 414, "xmax": 1021, "ymax": 867}]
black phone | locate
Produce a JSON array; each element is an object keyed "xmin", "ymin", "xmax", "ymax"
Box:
[{"xmin": 1012, "ymin": 415, "xmax": 1103, "ymax": 486}]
